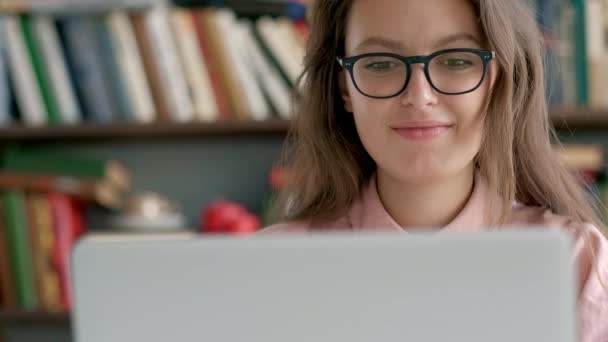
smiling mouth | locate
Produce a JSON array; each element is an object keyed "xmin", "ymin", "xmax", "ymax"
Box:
[{"xmin": 392, "ymin": 124, "xmax": 452, "ymax": 140}]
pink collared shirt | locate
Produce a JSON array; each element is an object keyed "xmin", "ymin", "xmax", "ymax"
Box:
[{"xmin": 261, "ymin": 174, "xmax": 608, "ymax": 342}]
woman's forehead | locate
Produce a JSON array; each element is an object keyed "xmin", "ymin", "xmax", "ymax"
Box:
[{"xmin": 345, "ymin": 0, "xmax": 482, "ymax": 54}]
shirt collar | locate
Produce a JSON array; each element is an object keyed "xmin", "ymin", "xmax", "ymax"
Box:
[{"xmin": 348, "ymin": 172, "xmax": 489, "ymax": 232}]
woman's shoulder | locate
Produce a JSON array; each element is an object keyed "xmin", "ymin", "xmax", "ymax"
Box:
[
  {"xmin": 509, "ymin": 203, "xmax": 600, "ymax": 233},
  {"xmin": 511, "ymin": 203, "xmax": 608, "ymax": 340}
]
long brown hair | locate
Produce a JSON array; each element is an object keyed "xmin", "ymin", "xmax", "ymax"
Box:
[{"xmin": 275, "ymin": 0, "xmax": 603, "ymax": 229}]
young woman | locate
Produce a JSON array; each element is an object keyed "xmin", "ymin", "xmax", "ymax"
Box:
[{"xmin": 261, "ymin": 0, "xmax": 608, "ymax": 340}]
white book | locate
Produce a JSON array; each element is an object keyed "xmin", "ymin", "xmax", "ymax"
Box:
[
  {"xmin": 586, "ymin": 0, "xmax": 608, "ymax": 107},
  {"xmin": 2, "ymin": 16, "xmax": 47, "ymax": 126},
  {"xmin": 107, "ymin": 11, "xmax": 156, "ymax": 123},
  {"xmin": 256, "ymin": 16, "xmax": 302, "ymax": 85},
  {"xmin": 171, "ymin": 9, "xmax": 218, "ymax": 122},
  {"xmin": 241, "ymin": 20, "xmax": 292, "ymax": 119},
  {"xmin": 216, "ymin": 10, "xmax": 269, "ymax": 121},
  {"xmin": 145, "ymin": 6, "xmax": 194, "ymax": 122},
  {"xmin": 33, "ymin": 15, "xmax": 82, "ymax": 124},
  {"xmin": 276, "ymin": 17, "xmax": 305, "ymax": 73}
]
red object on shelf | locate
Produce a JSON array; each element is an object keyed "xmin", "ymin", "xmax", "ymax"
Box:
[
  {"xmin": 269, "ymin": 166, "xmax": 290, "ymax": 191},
  {"xmin": 201, "ymin": 200, "xmax": 260, "ymax": 235}
]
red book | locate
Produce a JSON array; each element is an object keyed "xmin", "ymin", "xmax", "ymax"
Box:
[{"xmin": 49, "ymin": 193, "xmax": 86, "ymax": 311}]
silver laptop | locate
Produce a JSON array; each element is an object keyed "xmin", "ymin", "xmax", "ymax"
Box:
[{"xmin": 71, "ymin": 230, "xmax": 576, "ymax": 342}]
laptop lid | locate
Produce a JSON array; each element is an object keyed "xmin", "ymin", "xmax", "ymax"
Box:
[{"xmin": 71, "ymin": 230, "xmax": 576, "ymax": 342}]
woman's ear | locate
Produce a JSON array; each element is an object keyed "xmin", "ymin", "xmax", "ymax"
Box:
[{"xmin": 338, "ymin": 70, "xmax": 354, "ymax": 113}]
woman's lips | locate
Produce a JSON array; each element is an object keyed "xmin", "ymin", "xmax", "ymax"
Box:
[{"xmin": 392, "ymin": 122, "xmax": 453, "ymax": 140}]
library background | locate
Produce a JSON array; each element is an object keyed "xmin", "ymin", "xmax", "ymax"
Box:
[{"xmin": 0, "ymin": 0, "xmax": 606, "ymax": 341}]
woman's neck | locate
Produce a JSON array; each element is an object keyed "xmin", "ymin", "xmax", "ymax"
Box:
[{"xmin": 376, "ymin": 166, "xmax": 475, "ymax": 229}]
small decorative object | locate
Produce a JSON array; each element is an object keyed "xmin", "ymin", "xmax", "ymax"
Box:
[
  {"xmin": 201, "ymin": 200, "xmax": 260, "ymax": 236},
  {"xmin": 109, "ymin": 192, "xmax": 187, "ymax": 233}
]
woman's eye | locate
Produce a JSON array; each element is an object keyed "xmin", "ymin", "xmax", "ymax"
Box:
[
  {"xmin": 365, "ymin": 61, "xmax": 398, "ymax": 72},
  {"xmin": 442, "ymin": 59, "xmax": 474, "ymax": 69}
]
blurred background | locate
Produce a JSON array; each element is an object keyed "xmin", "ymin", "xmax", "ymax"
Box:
[{"xmin": 0, "ymin": 0, "xmax": 605, "ymax": 341}]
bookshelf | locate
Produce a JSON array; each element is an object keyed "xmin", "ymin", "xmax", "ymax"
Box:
[
  {"xmin": 0, "ymin": 119, "xmax": 291, "ymax": 142},
  {"xmin": 0, "ymin": 310, "xmax": 70, "ymax": 324},
  {"xmin": 550, "ymin": 107, "xmax": 608, "ymax": 131}
]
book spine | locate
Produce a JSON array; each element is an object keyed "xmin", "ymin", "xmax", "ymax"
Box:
[
  {"xmin": 217, "ymin": 11, "xmax": 270, "ymax": 121},
  {"xmin": 2, "ymin": 16, "xmax": 47, "ymax": 126},
  {"xmin": 0, "ymin": 17, "xmax": 12, "ymax": 126},
  {"xmin": 32, "ymin": 15, "xmax": 82, "ymax": 125},
  {"xmin": 172, "ymin": 9, "xmax": 218, "ymax": 122},
  {"xmin": 60, "ymin": 17, "xmax": 115, "ymax": 123},
  {"xmin": 94, "ymin": 14, "xmax": 132, "ymax": 122},
  {"xmin": 107, "ymin": 10, "xmax": 156, "ymax": 123},
  {"xmin": 20, "ymin": 15, "xmax": 61, "ymax": 125},
  {"xmin": 192, "ymin": 9, "xmax": 232, "ymax": 119},
  {"xmin": 585, "ymin": 0, "xmax": 607, "ymax": 107},
  {"xmin": 3, "ymin": 190, "xmax": 38, "ymax": 309},
  {"xmin": 242, "ymin": 20, "xmax": 292, "ymax": 118},
  {"xmin": 573, "ymin": 0, "xmax": 589, "ymax": 106},
  {"xmin": 0, "ymin": 194, "xmax": 17, "ymax": 308},
  {"xmin": 27, "ymin": 192, "xmax": 62, "ymax": 311},
  {"xmin": 129, "ymin": 12, "xmax": 171, "ymax": 122},
  {"xmin": 145, "ymin": 6, "xmax": 194, "ymax": 122},
  {"xmin": 49, "ymin": 192, "xmax": 86, "ymax": 311}
]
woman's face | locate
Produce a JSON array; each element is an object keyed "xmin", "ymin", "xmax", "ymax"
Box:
[{"xmin": 340, "ymin": 0, "xmax": 497, "ymax": 184}]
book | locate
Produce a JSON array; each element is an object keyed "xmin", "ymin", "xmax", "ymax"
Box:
[
  {"xmin": 2, "ymin": 190, "xmax": 38, "ymax": 309},
  {"xmin": 58, "ymin": 16, "xmax": 115, "ymax": 123},
  {"xmin": 144, "ymin": 5, "xmax": 194, "ymax": 122},
  {"xmin": 242, "ymin": 19, "xmax": 292, "ymax": 118},
  {"xmin": 0, "ymin": 149, "xmax": 131, "ymax": 192},
  {"xmin": 0, "ymin": 199, "xmax": 17, "ymax": 308},
  {"xmin": 0, "ymin": 172, "xmax": 125, "ymax": 209},
  {"xmin": 49, "ymin": 192, "xmax": 86, "ymax": 310},
  {"xmin": 192, "ymin": 8, "xmax": 233, "ymax": 119},
  {"xmin": 32, "ymin": 15, "xmax": 82, "ymax": 124},
  {"xmin": 94, "ymin": 14, "xmax": 133, "ymax": 122},
  {"xmin": 171, "ymin": 8, "xmax": 218, "ymax": 122},
  {"xmin": 0, "ymin": 19, "xmax": 12, "ymax": 126},
  {"xmin": 215, "ymin": 10, "xmax": 270, "ymax": 120},
  {"xmin": 20, "ymin": 15, "xmax": 62, "ymax": 125},
  {"xmin": 201, "ymin": 8, "xmax": 248, "ymax": 119},
  {"xmin": 26, "ymin": 192, "xmax": 62, "ymax": 311},
  {"xmin": 2, "ymin": 15, "xmax": 47, "ymax": 126},
  {"xmin": 107, "ymin": 10, "xmax": 156, "ymax": 123},
  {"xmin": 130, "ymin": 11, "xmax": 172, "ymax": 122}
]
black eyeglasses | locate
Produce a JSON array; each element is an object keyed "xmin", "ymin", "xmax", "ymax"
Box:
[{"xmin": 336, "ymin": 48, "xmax": 495, "ymax": 98}]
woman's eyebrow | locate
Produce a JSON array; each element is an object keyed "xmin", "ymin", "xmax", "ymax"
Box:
[
  {"xmin": 353, "ymin": 33, "xmax": 482, "ymax": 54},
  {"xmin": 354, "ymin": 37, "xmax": 403, "ymax": 53},
  {"xmin": 432, "ymin": 33, "xmax": 482, "ymax": 49}
]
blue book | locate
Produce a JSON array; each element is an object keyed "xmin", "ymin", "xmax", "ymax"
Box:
[
  {"xmin": 57, "ymin": 16, "xmax": 116, "ymax": 123},
  {"xmin": 0, "ymin": 17, "xmax": 11, "ymax": 125},
  {"xmin": 536, "ymin": 0, "xmax": 563, "ymax": 106},
  {"xmin": 92, "ymin": 15, "xmax": 132, "ymax": 122}
]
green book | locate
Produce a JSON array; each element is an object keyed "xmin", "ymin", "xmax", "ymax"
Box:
[
  {"xmin": 20, "ymin": 15, "xmax": 61, "ymax": 125},
  {"xmin": 1, "ymin": 149, "xmax": 130, "ymax": 191},
  {"xmin": 572, "ymin": 0, "xmax": 588, "ymax": 106},
  {"xmin": 3, "ymin": 190, "xmax": 38, "ymax": 309}
]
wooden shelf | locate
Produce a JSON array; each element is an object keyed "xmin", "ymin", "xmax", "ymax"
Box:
[
  {"xmin": 0, "ymin": 119, "xmax": 291, "ymax": 143},
  {"xmin": 0, "ymin": 108, "xmax": 606, "ymax": 144},
  {"xmin": 551, "ymin": 107, "xmax": 608, "ymax": 131},
  {"xmin": 0, "ymin": 309, "xmax": 70, "ymax": 324}
]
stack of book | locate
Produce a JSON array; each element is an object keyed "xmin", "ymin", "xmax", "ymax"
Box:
[
  {"xmin": 0, "ymin": 149, "xmax": 131, "ymax": 312},
  {"xmin": 0, "ymin": 2, "xmax": 309, "ymax": 126}
]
